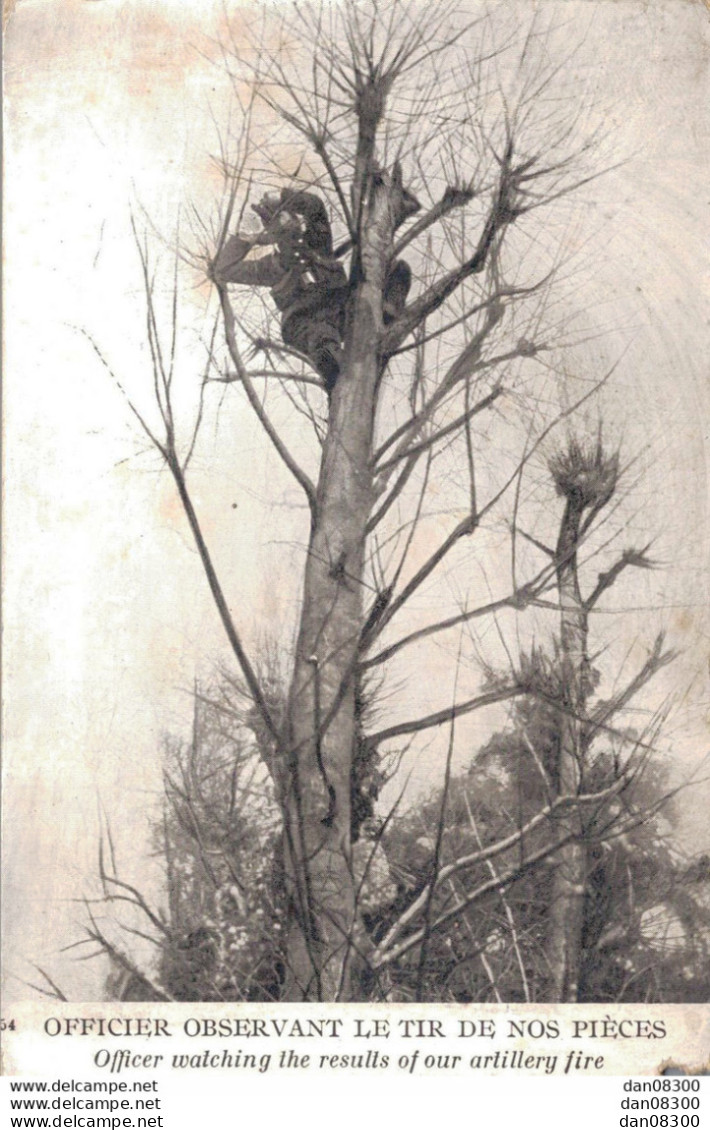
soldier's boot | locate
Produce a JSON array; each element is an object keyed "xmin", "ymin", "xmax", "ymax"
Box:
[{"xmin": 383, "ymin": 259, "xmax": 412, "ymax": 324}]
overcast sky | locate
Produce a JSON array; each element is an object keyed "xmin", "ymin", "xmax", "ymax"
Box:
[{"xmin": 3, "ymin": 0, "xmax": 709, "ymax": 1002}]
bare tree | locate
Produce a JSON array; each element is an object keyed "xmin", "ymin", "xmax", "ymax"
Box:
[
  {"xmin": 90, "ymin": 1, "xmax": 632, "ymax": 1000},
  {"xmin": 357, "ymin": 439, "xmax": 700, "ymax": 1003},
  {"xmin": 541, "ymin": 437, "xmax": 673, "ymax": 1000}
]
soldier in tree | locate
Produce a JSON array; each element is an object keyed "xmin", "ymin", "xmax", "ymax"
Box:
[
  {"xmin": 213, "ymin": 188, "xmax": 349, "ymax": 392},
  {"xmin": 212, "ymin": 186, "xmax": 414, "ymax": 393}
]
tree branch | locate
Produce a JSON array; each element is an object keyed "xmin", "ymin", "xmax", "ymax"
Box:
[
  {"xmin": 375, "ymin": 383, "xmax": 503, "ymax": 477},
  {"xmin": 585, "ymin": 544, "xmax": 655, "ymax": 611},
  {"xmin": 373, "ymin": 835, "xmax": 573, "ymax": 968},
  {"xmin": 217, "ymin": 286, "xmax": 317, "ymax": 513},
  {"xmin": 393, "ymin": 184, "xmax": 476, "ymax": 257},
  {"xmin": 166, "ymin": 454, "xmax": 281, "ymax": 745},
  {"xmin": 373, "ymin": 777, "xmax": 629, "ymax": 968},
  {"xmin": 361, "ymin": 573, "xmax": 553, "ymax": 670},
  {"xmin": 367, "ymin": 684, "xmax": 522, "ymax": 745},
  {"xmin": 588, "ymin": 634, "xmax": 676, "ymax": 738},
  {"xmin": 380, "ymin": 153, "xmax": 520, "ymax": 352}
]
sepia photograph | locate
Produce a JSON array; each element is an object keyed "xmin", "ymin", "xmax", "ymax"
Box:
[{"xmin": 3, "ymin": 0, "xmax": 710, "ymax": 1030}]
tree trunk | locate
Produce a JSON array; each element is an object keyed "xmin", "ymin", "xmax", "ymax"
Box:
[
  {"xmin": 281, "ymin": 143, "xmax": 400, "ymax": 1000},
  {"xmin": 544, "ymin": 495, "xmax": 589, "ymax": 1002}
]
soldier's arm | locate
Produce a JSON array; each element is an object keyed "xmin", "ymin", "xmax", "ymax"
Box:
[{"xmin": 211, "ymin": 234, "xmax": 285, "ymax": 287}]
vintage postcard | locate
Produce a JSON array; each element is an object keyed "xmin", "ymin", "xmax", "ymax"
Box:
[{"xmin": 2, "ymin": 0, "xmax": 709, "ymax": 1098}]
